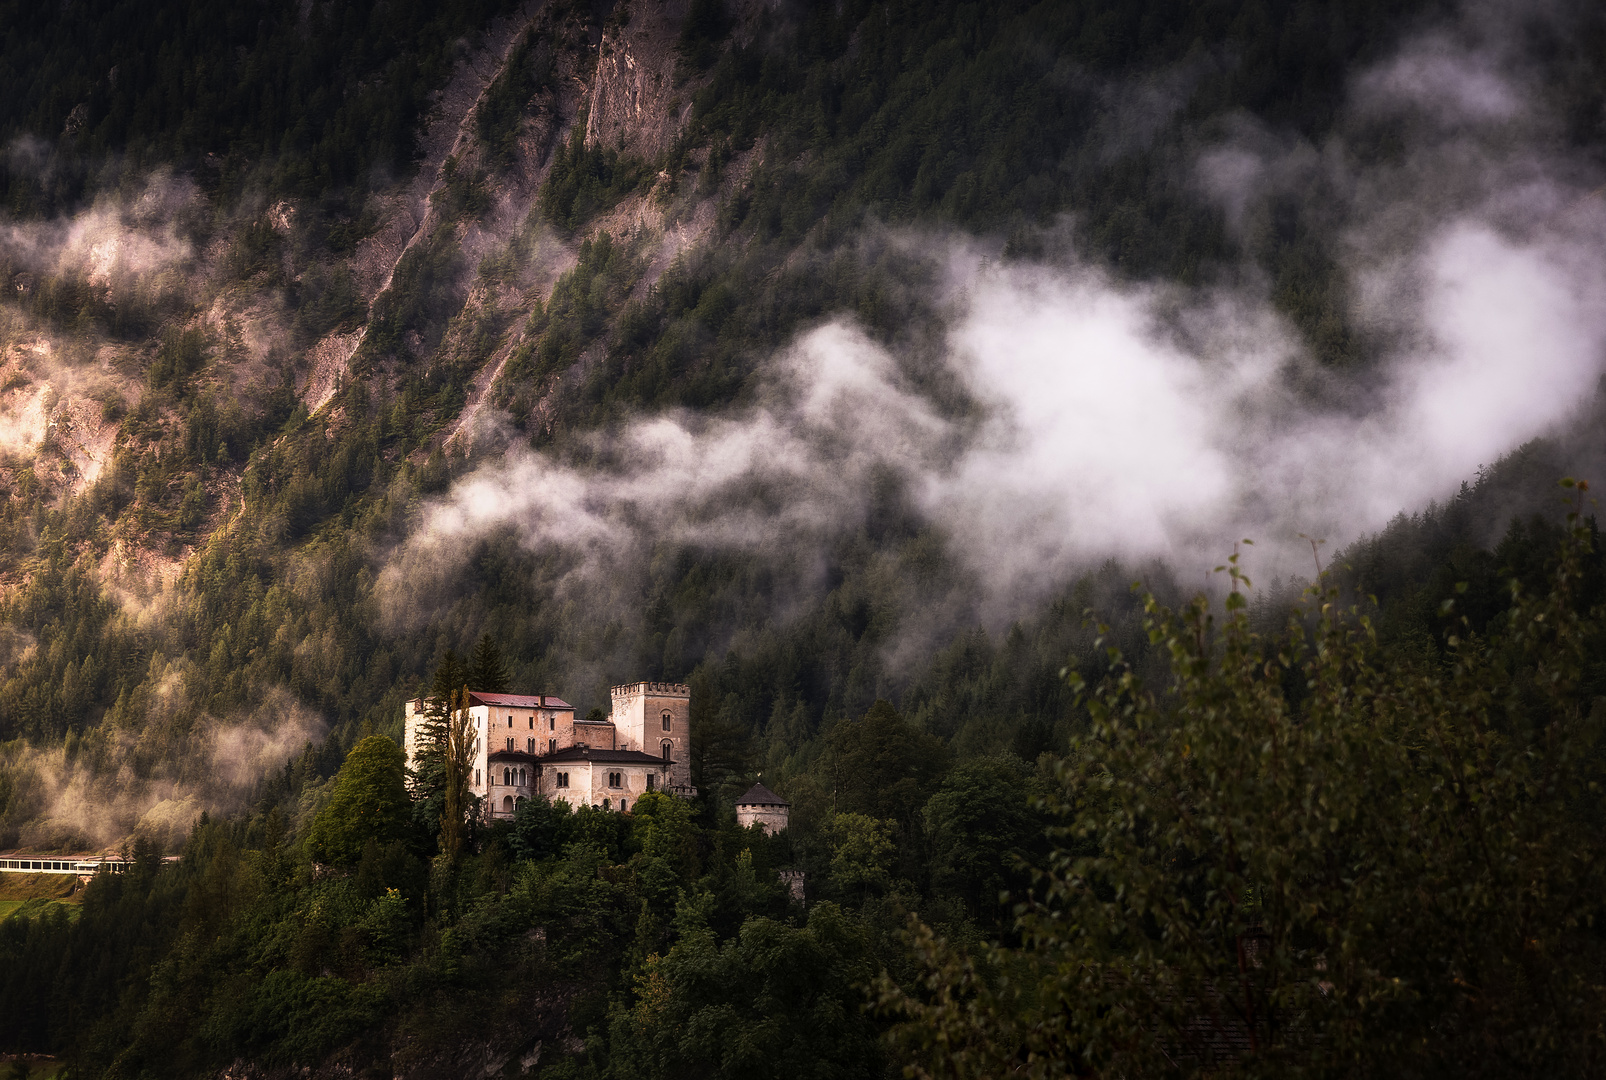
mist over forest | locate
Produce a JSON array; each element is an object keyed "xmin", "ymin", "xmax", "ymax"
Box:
[{"xmin": 2, "ymin": 0, "xmax": 1606, "ymax": 1076}]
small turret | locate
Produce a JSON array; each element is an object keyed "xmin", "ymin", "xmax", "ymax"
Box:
[{"xmin": 735, "ymin": 781, "xmax": 790, "ymax": 835}]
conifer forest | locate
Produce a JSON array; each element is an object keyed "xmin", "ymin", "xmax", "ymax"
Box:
[{"xmin": 3, "ymin": 0, "xmax": 1606, "ymax": 1076}]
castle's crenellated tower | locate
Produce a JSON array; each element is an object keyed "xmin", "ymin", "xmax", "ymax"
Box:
[{"xmin": 610, "ymin": 681, "xmax": 692, "ymax": 790}]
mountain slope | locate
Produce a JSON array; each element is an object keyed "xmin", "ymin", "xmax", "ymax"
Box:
[{"xmin": 0, "ymin": 0, "xmax": 1603, "ymax": 851}]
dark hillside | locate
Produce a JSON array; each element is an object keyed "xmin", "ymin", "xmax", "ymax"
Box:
[{"xmin": 0, "ymin": 0, "xmax": 1605, "ymax": 1075}]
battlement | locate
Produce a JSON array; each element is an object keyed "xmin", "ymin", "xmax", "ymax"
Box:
[{"xmin": 610, "ymin": 681, "xmax": 690, "ymax": 697}]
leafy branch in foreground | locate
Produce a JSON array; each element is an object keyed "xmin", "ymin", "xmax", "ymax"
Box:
[{"xmin": 882, "ymin": 483, "xmax": 1606, "ymax": 1079}]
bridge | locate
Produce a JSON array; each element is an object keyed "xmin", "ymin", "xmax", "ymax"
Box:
[{"xmin": 0, "ymin": 856, "xmax": 127, "ymax": 876}]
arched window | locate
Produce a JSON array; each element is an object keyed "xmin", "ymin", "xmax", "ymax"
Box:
[
  {"xmin": 662, "ymin": 711, "xmax": 672, "ymax": 731},
  {"xmin": 502, "ymin": 795, "xmax": 513, "ymax": 813},
  {"xmin": 520, "ymin": 767, "xmax": 527, "ymax": 786},
  {"xmin": 548, "ymin": 738, "xmax": 556, "ymax": 754},
  {"xmin": 646, "ymin": 774, "xmax": 655, "ymax": 791},
  {"xmin": 620, "ymin": 799, "xmax": 627, "ymax": 812},
  {"xmin": 503, "ymin": 767, "xmax": 511, "ymax": 786},
  {"xmin": 527, "ymin": 737, "xmax": 535, "ymax": 754},
  {"xmin": 661, "ymin": 740, "xmax": 672, "ymax": 761},
  {"xmin": 506, "ymin": 736, "xmax": 514, "ymax": 751},
  {"xmin": 602, "ymin": 798, "xmax": 610, "ymax": 811}
]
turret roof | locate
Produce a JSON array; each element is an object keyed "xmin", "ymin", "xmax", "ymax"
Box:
[{"xmin": 736, "ymin": 782, "xmax": 789, "ymax": 807}]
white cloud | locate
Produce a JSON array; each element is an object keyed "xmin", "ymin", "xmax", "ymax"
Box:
[{"xmin": 383, "ymin": 5, "xmax": 1606, "ymax": 625}]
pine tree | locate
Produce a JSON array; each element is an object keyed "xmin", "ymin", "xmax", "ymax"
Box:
[
  {"xmin": 408, "ymin": 650, "xmax": 467, "ymax": 842},
  {"xmin": 440, "ymin": 686, "xmax": 476, "ymax": 862},
  {"xmin": 466, "ymin": 633, "xmax": 510, "ymax": 693}
]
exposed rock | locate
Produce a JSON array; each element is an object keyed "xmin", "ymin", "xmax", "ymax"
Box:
[{"xmin": 584, "ymin": 0, "xmax": 696, "ymax": 160}]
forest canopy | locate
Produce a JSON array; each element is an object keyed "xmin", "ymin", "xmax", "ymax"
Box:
[{"xmin": 2, "ymin": 0, "xmax": 1606, "ymax": 1076}]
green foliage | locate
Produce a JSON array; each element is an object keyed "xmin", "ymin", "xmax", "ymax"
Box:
[
  {"xmin": 0, "ymin": 0, "xmax": 525, "ymax": 204},
  {"xmin": 292, "ymin": 262, "xmax": 368, "ymax": 346},
  {"xmin": 827, "ymin": 811, "xmax": 896, "ymax": 897},
  {"xmin": 146, "ymin": 327, "xmax": 209, "ymax": 393},
  {"xmin": 676, "ymin": 0, "xmax": 732, "ymax": 74},
  {"xmin": 884, "ymin": 503, "xmax": 1606, "ymax": 1077},
  {"xmin": 507, "ymin": 791, "xmax": 573, "ymax": 861},
  {"xmin": 608, "ymin": 902, "xmax": 883, "ymax": 1080},
  {"xmin": 432, "ymin": 154, "xmax": 493, "ymax": 221},
  {"xmin": 466, "ymin": 633, "xmax": 511, "ymax": 693},
  {"xmin": 476, "ymin": 31, "xmax": 553, "ymax": 169},
  {"xmin": 825, "ymin": 700, "xmax": 949, "ymax": 824},
  {"xmin": 539, "ymin": 127, "xmax": 651, "ymax": 233},
  {"xmin": 497, "ymin": 230, "xmax": 646, "ymax": 416},
  {"xmin": 363, "ymin": 223, "xmax": 468, "ymax": 362},
  {"xmin": 922, "ymin": 756, "xmax": 1041, "ymax": 921},
  {"xmin": 305, "ymin": 736, "xmax": 411, "ymax": 866}
]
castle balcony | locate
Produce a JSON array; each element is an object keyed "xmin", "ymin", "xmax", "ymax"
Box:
[{"xmin": 487, "ymin": 749, "xmax": 539, "ymax": 820}]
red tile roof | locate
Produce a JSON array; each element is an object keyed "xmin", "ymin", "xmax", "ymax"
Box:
[{"xmin": 467, "ymin": 691, "xmax": 574, "ymax": 710}]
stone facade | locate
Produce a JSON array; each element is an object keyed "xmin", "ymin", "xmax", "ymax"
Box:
[
  {"xmin": 607, "ymin": 681, "xmax": 692, "ymax": 790},
  {"xmin": 404, "ymin": 683, "xmax": 693, "ymax": 820}
]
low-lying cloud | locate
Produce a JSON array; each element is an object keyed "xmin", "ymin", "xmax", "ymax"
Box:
[
  {"xmin": 0, "ymin": 686, "xmax": 327, "ymax": 852},
  {"xmin": 0, "ymin": 161, "xmax": 198, "ymax": 287},
  {"xmin": 384, "ymin": 8, "xmax": 1606, "ymax": 627}
]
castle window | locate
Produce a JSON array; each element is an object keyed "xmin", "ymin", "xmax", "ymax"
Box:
[
  {"xmin": 528, "ymin": 715, "xmax": 534, "ymax": 728},
  {"xmin": 502, "ymin": 796, "xmax": 513, "ymax": 813},
  {"xmin": 608, "ymin": 771, "xmax": 622, "ymax": 788},
  {"xmin": 661, "ymin": 741, "xmax": 672, "ymax": 761},
  {"xmin": 507, "ymin": 737, "xmax": 514, "ymax": 751},
  {"xmin": 548, "ymin": 715, "xmax": 555, "ymax": 731},
  {"xmin": 646, "ymin": 774, "xmax": 655, "ymax": 791},
  {"xmin": 662, "ymin": 711, "xmax": 672, "ymax": 731},
  {"xmin": 620, "ymin": 799, "xmax": 627, "ymax": 811},
  {"xmin": 527, "ymin": 737, "xmax": 535, "ymax": 754},
  {"xmin": 602, "ymin": 798, "xmax": 610, "ymax": 810},
  {"xmin": 556, "ymin": 772, "xmax": 568, "ymax": 788},
  {"xmin": 548, "ymin": 738, "xmax": 556, "ymax": 754},
  {"xmin": 475, "ymin": 769, "xmax": 481, "ymax": 786},
  {"xmin": 503, "ymin": 767, "xmax": 511, "ymax": 786},
  {"xmin": 506, "ymin": 714, "xmax": 512, "ymax": 728}
]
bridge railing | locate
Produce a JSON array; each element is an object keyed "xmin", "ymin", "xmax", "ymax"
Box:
[{"xmin": 0, "ymin": 857, "xmax": 127, "ymax": 875}]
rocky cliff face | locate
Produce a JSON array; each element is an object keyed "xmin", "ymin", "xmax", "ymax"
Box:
[{"xmin": 0, "ymin": 0, "xmax": 717, "ymax": 572}]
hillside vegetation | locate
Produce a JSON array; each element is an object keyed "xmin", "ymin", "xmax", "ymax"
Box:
[{"xmin": 1, "ymin": 0, "xmax": 1606, "ymax": 1076}]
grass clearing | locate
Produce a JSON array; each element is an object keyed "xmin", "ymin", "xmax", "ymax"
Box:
[
  {"xmin": 0, "ymin": 872, "xmax": 84, "ymax": 902},
  {"xmin": 0, "ymin": 897, "xmax": 83, "ymax": 923}
]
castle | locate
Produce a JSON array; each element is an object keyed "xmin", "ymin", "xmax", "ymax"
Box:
[{"xmin": 403, "ymin": 681, "xmax": 693, "ymax": 819}]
